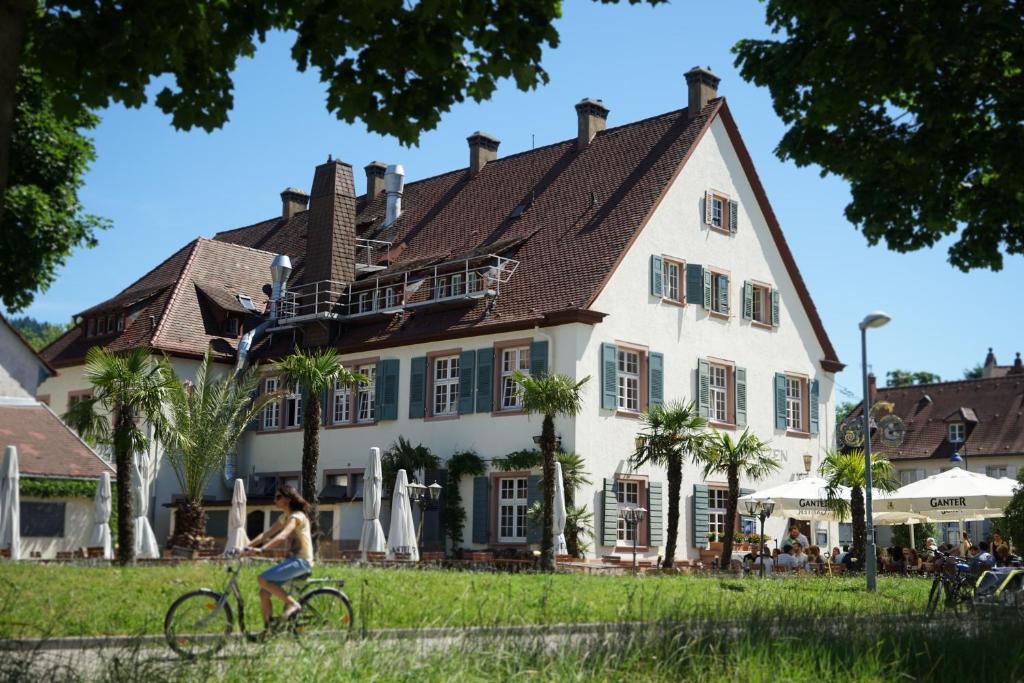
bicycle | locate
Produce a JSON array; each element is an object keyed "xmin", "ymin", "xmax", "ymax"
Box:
[
  {"xmin": 164, "ymin": 549, "xmax": 353, "ymax": 659},
  {"xmin": 925, "ymin": 549, "xmax": 976, "ymax": 617}
]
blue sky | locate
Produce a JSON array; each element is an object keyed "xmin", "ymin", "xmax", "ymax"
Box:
[{"xmin": 13, "ymin": 0, "xmax": 1023, "ymax": 401}]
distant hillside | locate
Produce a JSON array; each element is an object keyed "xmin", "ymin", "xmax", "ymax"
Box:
[{"xmin": 8, "ymin": 316, "xmax": 70, "ymax": 351}]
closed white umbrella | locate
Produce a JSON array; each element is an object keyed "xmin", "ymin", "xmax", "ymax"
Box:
[
  {"xmin": 90, "ymin": 471, "xmax": 113, "ymax": 559},
  {"xmin": 553, "ymin": 461, "xmax": 568, "ymax": 558},
  {"xmin": 359, "ymin": 447, "xmax": 387, "ymax": 561},
  {"xmin": 0, "ymin": 446, "xmax": 20, "ymax": 560},
  {"xmin": 223, "ymin": 478, "xmax": 248, "ymax": 555},
  {"xmin": 132, "ymin": 447, "xmax": 161, "ymax": 559},
  {"xmin": 386, "ymin": 469, "xmax": 418, "ymax": 561},
  {"xmin": 882, "ymin": 468, "xmax": 1014, "ymax": 520}
]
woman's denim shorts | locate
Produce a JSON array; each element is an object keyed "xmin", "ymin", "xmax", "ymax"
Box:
[{"xmin": 259, "ymin": 557, "xmax": 311, "ymax": 588}]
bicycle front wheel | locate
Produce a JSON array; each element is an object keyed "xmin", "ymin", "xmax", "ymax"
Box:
[
  {"xmin": 926, "ymin": 578, "xmax": 943, "ymax": 616},
  {"xmin": 953, "ymin": 580, "xmax": 976, "ymax": 617},
  {"xmin": 164, "ymin": 589, "xmax": 234, "ymax": 659},
  {"xmin": 295, "ymin": 588, "xmax": 354, "ymax": 641}
]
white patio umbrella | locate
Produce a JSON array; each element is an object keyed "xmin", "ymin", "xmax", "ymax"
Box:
[
  {"xmin": 881, "ymin": 468, "xmax": 1014, "ymax": 520},
  {"xmin": 90, "ymin": 471, "xmax": 113, "ymax": 559},
  {"xmin": 359, "ymin": 447, "xmax": 387, "ymax": 561},
  {"xmin": 739, "ymin": 477, "xmax": 851, "ymax": 522},
  {"xmin": 132, "ymin": 445, "xmax": 161, "ymax": 559},
  {"xmin": 223, "ymin": 478, "xmax": 248, "ymax": 555},
  {"xmin": 0, "ymin": 446, "xmax": 20, "ymax": 560},
  {"xmin": 553, "ymin": 461, "xmax": 568, "ymax": 558},
  {"xmin": 386, "ymin": 469, "xmax": 418, "ymax": 561}
]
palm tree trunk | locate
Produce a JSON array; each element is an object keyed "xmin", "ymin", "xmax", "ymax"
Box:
[
  {"xmin": 720, "ymin": 464, "xmax": 739, "ymax": 568},
  {"xmin": 113, "ymin": 408, "xmax": 135, "ymax": 565},
  {"xmin": 663, "ymin": 453, "xmax": 682, "ymax": 568},
  {"xmin": 563, "ymin": 479, "xmax": 578, "ymax": 557},
  {"xmin": 851, "ymin": 485, "xmax": 866, "ymax": 565},
  {"xmin": 170, "ymin": 499, "xmax": 207, "ymax": 548},
  {"xmin": 540, "ymin": 414, "xmax": 556, "ymax": 571},
  {"xmin": 302, "ymin": 394, "xmax": 321, "ymax": 554}
]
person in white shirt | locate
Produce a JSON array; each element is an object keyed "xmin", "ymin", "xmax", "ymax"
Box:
[
  {"xmin": 753, "ymin": 549, "xmax": 774, "ymax": 576},
  {"xmin": 791, "ymin": 542, "xmax": 809, "ymax": 570},
  {"xmin": 786, "ymin": 526, "xmax": 810, "ymax": 549},
  {"xmin": 776, "ymin": 544, "xmax": 795, "ymax": 571}
]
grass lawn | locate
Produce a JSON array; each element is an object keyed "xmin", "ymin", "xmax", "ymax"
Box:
[{"xmin": 0, "ymin": 561, "xmax": 931, "ymax": 639}]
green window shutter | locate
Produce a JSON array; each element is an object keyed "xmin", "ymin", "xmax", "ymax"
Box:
[
  {"xmin": 703, "ymin": 269, "xmax": 713, "ymax": 309},
  {"xmin": 376, "ymin": 359, "xmax": 400, "ymax": 420},
  {"xmin": 697, "ymin": 358, "xmax": 711, "ymax": 418},
  {"xmin": 809, "ymin": 379, "xmax": 820, "ymax": 435},
  {"xmin": 692, "ymin": 483, "xmax": 709, "ymax": 549},
  {"xmin": 602, "ymin": 478, "xmax": 619, "ymax": 547},
  {"xmin": 472, "ymin": 476, "xmax": 490, "ymax": 544},
  {"xmin": 458, "ymin": 350, "xmax": 476, "ymax": 415},
  {"xmin": 717, "ymin": 274, "xmax": 730, "ymax": 315},
  {"xmin": 735, "ymin": 367, "xmax": 747, "ymax": 427},
  {"xmin": 774, "ymin": 373, "xmax": 788, "ymax": 430},
  {"xmin": 648, "ymin": 481, "xmax": 664, "ymax": 546},
  {"xmin": 475, "ymin": 347, "xmax": 493, "ymax": 413},
  {"xmin": 526, "ymin": 474, "xmax": 542, "ymax": 544},
  {"xmin": 686, "ymin": 264, "xmax": 704, "ymax": 305},
  {"xmin": 409, "ymin": 356, "xmax": 427, "ymax": 419},
  {"xmin": 728, "ymin": 199, "xmax": 738, "ymax": 234},
  {"xmin": 529, "ymin": 340, "xmax": 548, "ymax": 377},
  {"xmin": 650, "ymin": 255, "xmax": 664, "ymax": 297},
  {"xmin": 601, "ymin": 343, "xmax": 617, "ymax": 410},
  {"xmin": 771, "ymin": 289, "xmax": 780, "ymax": 327},
  {"xmin": 320, "ymin": 388, "xmax": 330, "ymax": 425},
  {"xmin": 704, "ymin": 190, "xmax": 714, "ymax": 225},
  {"xmin": 742, "ymin": 281, "xmax": 753, "ymax": 320},
  {"xmin": 648, "ymin": 352, "xmax": 664, "ymax": 410}
]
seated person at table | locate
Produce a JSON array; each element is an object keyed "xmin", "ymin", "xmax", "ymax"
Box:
[
  {"xmin": 776, "ymin": 545, "xmax": 796, "ymax": 570},
  {"xmin": 991, "ymin": 530, "xmax": 1005, "ymax": 549},
  {"xmin": 888, "ymin": 545, "xmax": 905, "ymax": 573},
  {"xmin": 995, "ymin": 543, "xmax": 1017, "ymax": 567},
  {"xmin": 753, "ymin": 549, "xmax": 774, "ymax": 575},
  {"xmin": 923, "ymin": 538, "xmax": 937, "ymax": 558},
  {"xmin": 840, "ymin": 548, "xmax": 860, "ymax": 571},
  {"xmin": 828, "ymin": 547, "xmax": 842, "ymax": 564},
  {"xmin": 806, "ymin": 545, "xmax": 824, "ymax": 568},
  {"xmin": 791, "ymin": 543, "xmax": 810, "ymax": 570},
  {"xmin": 903, "ymin": 548, "xmax": 923, "ymax": 573},
  {"xmin": 970, "ymin": 542, "xmax": 996, "ymax": 573},
  {"xmin": 786, "ymin": 526, "xmax": 810, "ymax": 549}
]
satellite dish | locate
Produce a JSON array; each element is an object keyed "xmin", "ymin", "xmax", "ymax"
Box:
[{"xmin": 877, "ymin": 414, "xmax": 907, "ymax": 447}]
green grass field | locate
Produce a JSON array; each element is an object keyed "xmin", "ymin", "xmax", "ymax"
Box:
[{"xmin": 0, "ymin": 561, "xmax": 931, "ymax": 639}]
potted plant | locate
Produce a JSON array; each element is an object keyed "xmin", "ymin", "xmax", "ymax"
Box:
[{"xmin": 708, "ymin": 532, "xmax": 723, "ymax": 551}]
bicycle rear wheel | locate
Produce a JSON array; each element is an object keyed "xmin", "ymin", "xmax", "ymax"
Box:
[
  {"xmin": 953, "ymin": 579, "xmax": 975, "ymax": 617},
  {"xmin": 164, "ymin": 589, "xmax": 234, "ymax": 659},
  {"xmin": 295, "ymin": 588, "xmax": 354, "ymax": 642},
  {"xmin": 926, "ymin": 578, "xmax": 943, "ymax": 616}
]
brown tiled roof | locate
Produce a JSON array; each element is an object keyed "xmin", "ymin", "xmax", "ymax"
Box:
[
  {"xmin": 0, "ymin": 401, "xmax": 113, "ymax": 478},
  {"xmin": 849, "ymin": 377, "xmax": 1024, "ymax": 461}
]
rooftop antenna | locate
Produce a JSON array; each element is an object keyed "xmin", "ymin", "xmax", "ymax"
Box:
[{"xmin": 531, "ymin": 134, "xmax": 535, "ymax": 150}]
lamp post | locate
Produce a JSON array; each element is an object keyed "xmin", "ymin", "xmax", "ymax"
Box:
[
  {"xmin": 406, "ymin": 480, "xmax": 443, "ymax": 557},
  {"xmin": 744, "ymin": 498, "xmax": 775, "ymax": 578},
  {"xmin": 802, "ymin": 454, "xmax": 813, "ymax": 478},
  {"xmin": 860, "ymin": 310, "xmax": 891, "ymax": 593},
  {"xmin": 621, "ymin": 505, "xmax": 647, "ymax": 575}
]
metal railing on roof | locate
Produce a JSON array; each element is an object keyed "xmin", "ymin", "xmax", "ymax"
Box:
[{"xmin": 355, "ymin": 239, "xmax": 391, "ymax": 273}]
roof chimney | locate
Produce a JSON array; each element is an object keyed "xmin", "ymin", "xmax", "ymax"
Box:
[
  {"xmin": 575, "ymin": 98, "xmax": 609, "ymax": 149},
  {"xmin": 684, "ymin": 66, "xmax": 721, "ymax": 118},
  {"xmin": 364, "ymin": 161, "xmax": 387, "ymax": 199},
  {"xmin": 280, "ymin": 187, "xmax": 309, "ymax": 219},
  {"xmin": 305, "ymin": 158, "xmax": 357, "ymax": 286},
  {"xmin": 467, "ymin": 131, "xmax": 500, "ymax": 175},
  {"xmin": 1009, "ymin": 352, "xmax": 1024, "ymax": 375},
  {"xmin": 384, "ymin": 164, "xmax": 405, "ymax": 227},
  {"xmin": 867, "ymin": 372, "xmax": 877, "ymax": 405}
]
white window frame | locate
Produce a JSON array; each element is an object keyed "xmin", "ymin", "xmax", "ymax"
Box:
[
  {"xmin": 435, "ymin": 275, "xmax": 451, "ymax": 300},
  {"xmin": 711, "ymin": 196, "xmax": 724, "ymax": 229},
  {"xmin": 284, "ymin": 382, "xmax": 303, "ymax": 428},
  {"xmin": 357, "ymin": 365, "xmax": 376, "ymax": 423},
  {"xmin": 751, "ymin": 283, "xmax": 770, "ymax": 324},
  {"xmin": 708, "ymin": 488, "xmax": 728, "ymax": 538},
  {"xmin": 710, "ymin": 272, "xmax": 730, "ymax": 314},
  {"xmin": 500, "ymin": 347, "xmax": 529, "ymax": 411},
  {"xmin": 332, "ymin": 377, "xmax": 351, "ymax": 425},
  {"xmin": 616, "ymin": 480, "xmax": 641, "ymax": 543},
  {"xmin": 949, "ymin": 422, "xmax": 965, "ymax": 443},
  {"xmin": 662, "ymin": 259, "xmax": 682, "ymax": 303},
  {"xmin": 498, "ymin": 477, "xmax": 528, "ymax": 543},
  {"xmin": 451, "ymin": 273, "xmax": 463, "ymax": 297},
  {"xmin": 617, "ymin": 349, "xmax": 641, "ymax": 413},
  {"xmin": 710, "ymin": 365, "xmax": 728, "ymax": 423},
  {"xmin": 786, "ymin": 377, "xmax": 803, "ymax": 431},
  {"xmin": 383, "ymin": 286, "xmax": 400, "ymax": 309},
  {"xmin": 432, "ymin": 356, "xmax": 459, "ymax": 416},
  {"xmin": 262, "ymin": 377, "xmax": 280, "ymax": 430},
  {"xmin": 986, "ymin": 465, "xmax": 1008, "ymax": 479}
]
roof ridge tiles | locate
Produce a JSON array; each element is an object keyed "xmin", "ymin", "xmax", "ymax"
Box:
[
  {"xmin": 877, "ymin": 375, "xmax": 1024, "ymax": 392},
  {"xmin": 149, "ymin": 238, "xmax": 205, "ymax": 351}
]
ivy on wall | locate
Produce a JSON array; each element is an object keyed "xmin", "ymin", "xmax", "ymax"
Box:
[{"xmin": 19, "ymin": 477, "xmax": 102, "ymax": 499}]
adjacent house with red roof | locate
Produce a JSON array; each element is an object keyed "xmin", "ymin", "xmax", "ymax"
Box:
[{"xmin": 39, "ymin": 69, "xmax": 842, "ymax": 560}]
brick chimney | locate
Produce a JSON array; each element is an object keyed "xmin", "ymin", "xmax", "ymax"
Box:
[
  {"xmin": 280, "ymin": 187, "xmax": 309, "ymax": 219},
  {"xmin": 867, "ymin": 372, "xmax": 877, "ymax": 405},
  {"xmin": 364, "ymin": 161, "xmax": 387, "ymax": 199},
  {"xmin": 684, "ymin": 66, "xmax": 720, "ymax": 118},
  {"xmin": 467, "ymin": 131, "xmax": 500, "ymax": 175},
  {"xmin": 304, "ymin": 158, "xmax": 357, "ymax": 286},
  {"xmin": 575, "ymin": 98, "xmax": 609, "ymax": 150}
]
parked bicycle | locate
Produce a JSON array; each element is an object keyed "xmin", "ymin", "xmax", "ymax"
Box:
[
  {"xmin": 164, "ymin": 549, "xmax": 353, "ymax": 659},
  {"xmin": 925, "ymin": 549, "xmax": 976, "ymax": 617}
]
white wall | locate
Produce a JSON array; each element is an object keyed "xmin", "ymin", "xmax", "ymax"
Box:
[
  {"xmin": 0, "ymin": 322, "xmax": 45, "ymax": 398},
  {"xmin": 19, "ymin": 496, "xmax": 96, "ymax": 559}
]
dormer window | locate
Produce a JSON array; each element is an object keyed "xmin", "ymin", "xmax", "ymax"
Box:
[
  {"xmin": 949, "ymin": 422, "xmax": 965, "ymax": 443},
  {"xmin": 224, "ymin": 317, "xmax": 240, "ymax": 337}
]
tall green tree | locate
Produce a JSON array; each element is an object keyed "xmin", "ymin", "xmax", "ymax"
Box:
[
  {"xmin": 820, "ymin": 449, "xmax": 899, "ymax": 565},
  {"xmin": 279, "ymin": 347, "xmax": 365, "ymax": 545},
  {"xmin": 161, "ymin": 353, "xmax": 271, "ymax": 547},
  {"xmin": 886, "ymin": 369, "xmax": 941, "ymax": 387},
  {"xmin": 630, "ymin": 400, "xmax": 710, "ymax": 569},
  {"xmin": 8, "ymin": 315, "xmax": 69, "ymax": 350},
  {"xmin": 1004, "ymin": 473, "xmax": 1024, "ymax": 550},
  {"xmin": 513, "ymin": 371, "xmax": 588, "ymax": 572},
  {"xmin": 964, "ymin": 364, "xmax": 984, "ymax": 380},
  {"xmin": 63, "ymin": 347, "xmax": 173, "ymax": 565},
  {"xmin": 695, "ymin": 429, "xmax": 779, "ymax": 567},
  {"xmin": 734, "ymin": 1, "xmax": 1024, "ymax": 271},
  {"xmin": 2, "ymin": 63, "xmax": 106, "ymax": 311}
]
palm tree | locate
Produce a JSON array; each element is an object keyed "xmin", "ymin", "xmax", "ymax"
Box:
[
  {"xmin": 695, "ymin": 429, "xmax": 779, "ymax": 567},
  {"xmin": 630, "ymin": 400, "xmax": 709, "ymax": 569},
  {"xmin": 161, "ymin": 353, "xmax": 272, "ymax": 547},
  {"xmin": 382, "ymin": 436, "xmax": 442, "ymax": 489},
  {"xmin": 63, "ymin": 347, "xmax": 174, "ymax": 564},
  {"xmin": 513, "ymin": 371, "xmax": 589, "ymax": 571},
  {"xmin": 819, "ymin": 449, "xmax": 898, "ymax": 564},
  {"xmin": 279, "ymin": 347, "xmax": 366, "ymax": 543}
]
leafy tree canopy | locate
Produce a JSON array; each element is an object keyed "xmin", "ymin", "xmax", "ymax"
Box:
[
  {"xmin": 734, "ymin": 1, "xmax": 1024, "ymax": 271},
  {"xmin": 964, "ymin": 364, "xmax": 984, "ymax": 380},
  {"xmin": 8, "ymin": 314, "xmax": 69, "ymax": 349},
  {"xmin": 886, "ymin": 369, "xmax": 941, "ymax": 387}
]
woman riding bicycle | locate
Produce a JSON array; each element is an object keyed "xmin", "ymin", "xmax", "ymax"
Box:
[{"xmin": 245, "ymin": 485, "xmax": 314, "ymax": 627}]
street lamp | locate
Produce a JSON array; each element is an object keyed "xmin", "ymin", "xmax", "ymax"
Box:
[
  {"xmin": 802, "ymin": 454, "xmax": 813, "ymax": 477},
  {"xmin": 859, "ymin": 310, "xmax": 891, "ymax": 593},
  {"xmin": 744, "ymin": 498, "xmax": 775, "ymax": 578},
  {"xmin": 406, "ymin": 480, "xmax": 443, "ymax": 557},
  {"xmin": 620, "ymin": 505, "xmax": 647, "ymax": 575},
  {"xmin": 950, "ymin": 445, "xmax": 967, "ymax": 469}
]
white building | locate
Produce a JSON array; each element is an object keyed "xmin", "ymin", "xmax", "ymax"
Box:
[{"xmin": 39, "ymin": 68, "xmax": 844, "ymax": 561}]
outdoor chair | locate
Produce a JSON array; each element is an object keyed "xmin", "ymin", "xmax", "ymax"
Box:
[{"xmin": 85, "ymin": 546, "xmax": 105, "ymax": 558}]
